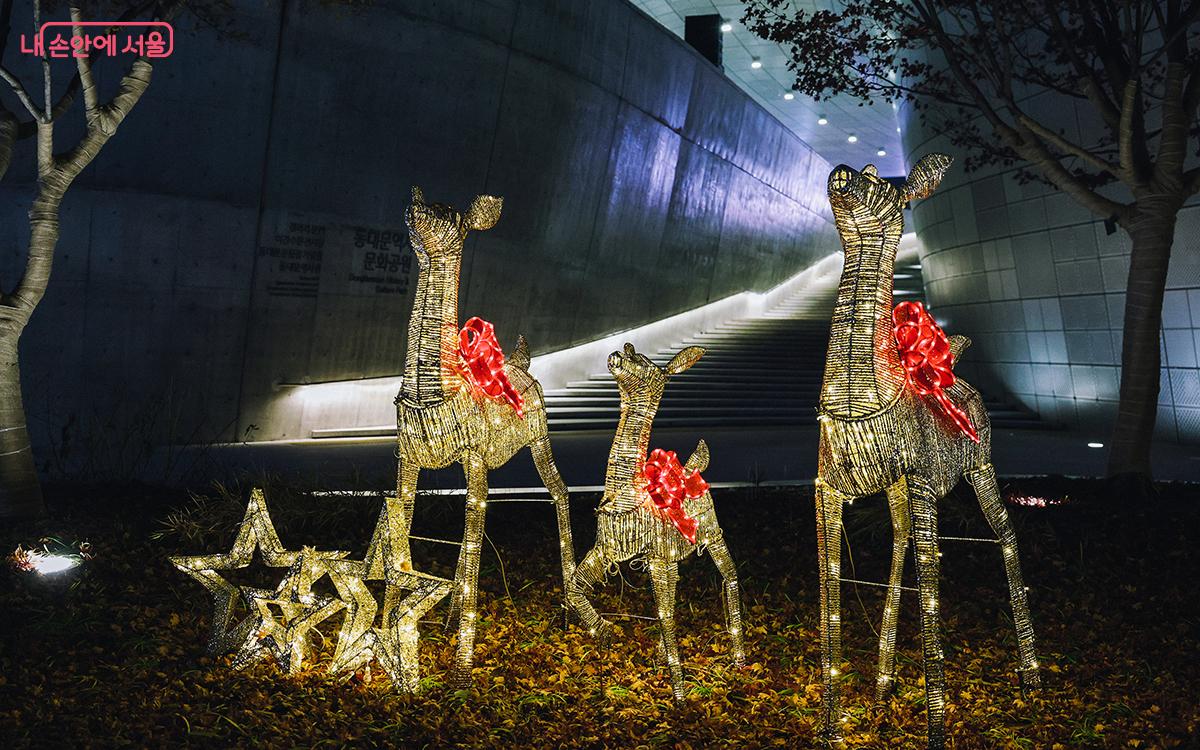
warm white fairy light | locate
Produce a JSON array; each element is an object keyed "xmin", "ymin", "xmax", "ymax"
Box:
[{"xmin": 566, "ymin": 344, "xmax": 745, "ymax": 702}]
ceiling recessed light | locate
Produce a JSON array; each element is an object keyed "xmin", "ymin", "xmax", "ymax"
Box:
[
  {"xmin": 847, "ymin": 134, "xmax": 858, "ymax": 143},
  {"xmin": 817, "ymin": 116, "xmax": 828, "ymax": 125},
  {"xmin": 896, "ymin": 127, "xmax": 902, "ymax": 133},
  {"xmin": 877, "ymin": 148, "xmax": 887, "ymax": 156},
  {"xmin": 783, "ymin": 92, "xmax": 794, "ymax": 101},
  {"xmin": 1087, "ymin": 441, "xmax": 1104, "ymax": 448},
  {"xmin": 720, "ymin": 21, "xmax": 733, "ymax": 33},
  {"xmin": 750, "ymin": 57, "xmax": 762, "ymax": 69}
]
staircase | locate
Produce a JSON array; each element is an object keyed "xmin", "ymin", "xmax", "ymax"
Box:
[{"xmin": 545, "ymin": 257, "xmax": 1041, "ymax": 432}]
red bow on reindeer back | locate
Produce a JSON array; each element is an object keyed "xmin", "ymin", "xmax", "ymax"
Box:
[
  {"xmin": 458, "ymin": 317, "xmax": 524, "ymax": 418},
  {"xmin": 892, "ymin": 301, "xmax": 978, "ymax": 442},
  {"xmin": 639, "ymin": 448, "xmax": 708, "ymax": 544}
]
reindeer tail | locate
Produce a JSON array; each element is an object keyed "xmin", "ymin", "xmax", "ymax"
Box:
[
  {"xmin": 949, "ymin": 335, "xmax": 971, "ymax": 365},
  {"xmin": 509, "ymin": 335, "xmax": 531, "ymax": 371},
  {"xmin": 684, "ymin": 439, "xmax": 709, "ymax": 474}
]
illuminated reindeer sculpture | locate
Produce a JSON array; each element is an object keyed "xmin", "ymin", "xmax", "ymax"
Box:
[
  {"xmin": 567, "ymin": 344, "xmax": 745, "ymax": 702},
  {"xmin": 367, "ymin": 187, "xmax": 576, "ymax": 689},
  {"xmin": 815, "ymin": 155, "xmax": 1039, "ymax": 747}
]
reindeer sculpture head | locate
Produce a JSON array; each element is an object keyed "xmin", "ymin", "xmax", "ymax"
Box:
[
  {"xmin": 405, "ymin": 186, "xmax": 503, "ymax": 263},
  {"xmin": 827, "ymin": 153, "xmax": 952, "ymax": 249},
  {"xmin": 608, "ymin": 343, "xmax": 705, "ymax": 409}
]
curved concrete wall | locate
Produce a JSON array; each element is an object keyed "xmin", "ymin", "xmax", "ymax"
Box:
[
  {"xmin": 0, "ymin": 0, "xmax": 835, "ymax": 457},
  {"xmin": 901, "ymin": 94, "xmax": 1200, "ymax": 444}
]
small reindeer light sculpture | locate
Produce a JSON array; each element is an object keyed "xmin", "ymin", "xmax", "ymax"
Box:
[
  {"xmin": 567, "ymin": 344, "xmax": 745, "ymax": 702},
  {"xmin": 814, "ymin": 155, "xmax": 1039, "ymax": 748}
]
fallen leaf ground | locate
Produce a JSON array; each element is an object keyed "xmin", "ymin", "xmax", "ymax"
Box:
[{"xmin": 1, "ymin": 477, "xmax": 1198, "ymax": 748}]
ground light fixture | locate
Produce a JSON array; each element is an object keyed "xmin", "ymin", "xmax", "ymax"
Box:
[
  {"xmin": 9, "ymin": 538, "xmax": 92, "ymax": 575},
  {"xmin": 818, "ymin": 115, "xmax": 828, "ymax": 125},
  {"xmin": 750, "ymin": 57, "xmax": 762, "ymax": 69},
  {"xmin": 877, "ymin": 148, "xmax": 887, "ymax": 156}
]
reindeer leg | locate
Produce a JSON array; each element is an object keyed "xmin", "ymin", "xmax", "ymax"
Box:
[
  {"xmin": 706, "ymin": 537, "xmax": 745, "ymax": 668},
  {"xmin": 395, "ymin": 459, "xmax": 419, "ymax": 573},
  {"xmin": 966, "ymin": 462, "xmax": 1040, "ymax": 691},
  {"xmin": 908, "ymin": 475, "xmax": 947, "ymax": 750},
  {"xmin": 530, "ymin": 436, "xmax": 575, "ymax": 628},
  {"xmin": 449, "ymin": 451, "xmax": 488, "ymax": 690},
  {"xmin": 444, "ymin": 535, "xmax": 466, "ymax": 633},
  {"xmin": 876, "ymin": 476, "xmax": 912, "ymax": 703},
  {"xmin": 567, "ymin": 546, "xmax": 614, "ymax": 646},
  {"xmin": 815, "ymin": 478, "xmax": 847, "ymax": 742},
  {"xmin": 649, "ymin": 557, "xmax": 685, "ymax": 702}
]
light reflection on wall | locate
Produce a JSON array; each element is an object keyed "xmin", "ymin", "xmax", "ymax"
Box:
[{"xmin": 263, "ymin": 251, "xmax": 847, "ymax": 442}]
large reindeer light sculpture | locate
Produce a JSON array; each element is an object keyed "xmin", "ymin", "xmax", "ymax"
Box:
[
  {"xmin": 365, "ymin": 187, "xmax": 576, "ymax": 689},
  {"xmin": 567, "ymin": 344, "xmax": 745, "ymax": 702},
  {"xmin": 814, "ymin": 155, "xmax": 1039, "ymax": 747}
]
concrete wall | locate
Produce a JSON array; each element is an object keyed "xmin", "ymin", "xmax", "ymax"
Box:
[
  {"xmin": 0, "ymin": 0, "xmax": 835, "ymax": 461},
  {"xmin": 901, "ymin": 93, "xmax": 1200, "ymax": 444}
]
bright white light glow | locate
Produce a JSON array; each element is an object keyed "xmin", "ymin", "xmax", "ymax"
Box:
[
  {"xmin": 30, "ymin": 552, "xmax": 81, "ymax": 575},
  {"xmin": 783, "ymin": 92, "xmax": 794, "ymax": 100},
  {"xmin": 877, "ymin": 148, "xmax": 887, "ymax": 156},
  {"xmin": 720, "ymin": 21, "xmax": 733, "ymax": 32},
  {"xmin": 1087, "ymin": 442, "xmax": 1104, "ymax": 448},
  {"xmin": 750, "ymin": 57, "xmax": 762, "ymax": 69},
  {"xmin": 847, "ymin": 134, "xmax": 858, "ymax": 143},
  {"xmin": 817, "ymin": 116, "xmax": 828, "ymax": 125}
]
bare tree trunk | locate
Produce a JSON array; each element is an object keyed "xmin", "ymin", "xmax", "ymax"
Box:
[
  {"xmin": 0, "ymin": 188, "xmax": 63, "ymax": 518},
  {"xmin": 1107, "ymin": 198, "xmax": 1181, "ymax": 478},
  {"xmin": 0, "ymin": 112, "xmax": 16, "ymax": 179},
  {"xmin": 0, "ymin": 333, "xmax": 40, "ymax": 515}
]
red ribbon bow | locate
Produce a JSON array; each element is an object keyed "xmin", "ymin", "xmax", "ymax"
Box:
[
  {"xmin": 458, "ymin": 317, "xmax": 524, "ymax": 418},
  {"xmin": 892, "ymin": 301, "xmax": 979, "ymax": 442},
  {"xmin": 638, "ymin": 448, "xmax": 708, "ymax": 544}
]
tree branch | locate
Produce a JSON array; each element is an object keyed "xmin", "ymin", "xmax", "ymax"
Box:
[
  {"xmin": 914, "ymin": 0, "xmax": 1129, "ymax": 219},
  {"xmin": 1117, "ymin": 79, "xmax": 1147, "ymax": 186},
  {"xmin": 1016, "ymin": 114, "xmax": 1120, "ymax": 174},
  {"xmin": 0, "ymin": 66, "xmax": 44, "ymax": 122},
  {"xmin": 70, "ymin": 6, "xmax": 101, "ymax": 121},
  {"xmin": 1040, "ymin": 1, "xmax": 1121, "ymax": 129}
]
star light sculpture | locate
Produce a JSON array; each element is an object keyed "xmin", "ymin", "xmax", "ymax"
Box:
[
  {"xmin": 232, "ymin": 549, "xmax": 347, "ymax": 674},
  {"xmin": 328, "ymin": 566, "xmax": 453, "ymax": 692},
  {"xmin": 169, "ymin": 488, "xmax": 308, "ymax": 654}
]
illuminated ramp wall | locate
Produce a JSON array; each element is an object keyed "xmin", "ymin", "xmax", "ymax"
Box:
[{"xmin": 0, "ymin": 0, "xmax": 835, "ymax": 454}]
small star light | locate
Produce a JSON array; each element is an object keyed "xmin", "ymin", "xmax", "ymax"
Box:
[
  {"xmin": 170, "ymin": 488, "xmax": 299, "ymax": 654},
  {"xmin": 169, "ymin": 488, "xmax": 343, "ymax": 655},
  {"xmin": 330, "ymin": 569, "xmax": 452, "ymax": 692},
  {"xmin": 232, "ymin": 549, "xmax": 347, "ymax": 674}
]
